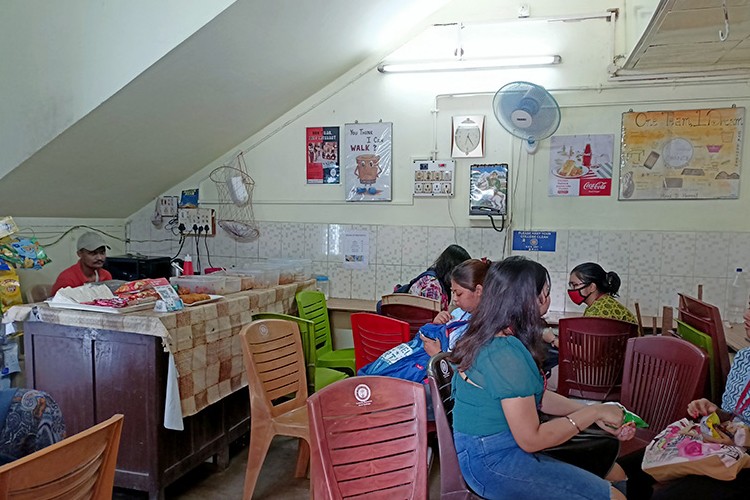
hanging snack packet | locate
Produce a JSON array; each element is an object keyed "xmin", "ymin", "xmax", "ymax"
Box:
[
  {"xmin": 0, "ymin": 268, "xmax": 23, "ymax": 314},
  {"xmin": 11, "ymin": 237, "xmax": 51, "ymax": 269}
]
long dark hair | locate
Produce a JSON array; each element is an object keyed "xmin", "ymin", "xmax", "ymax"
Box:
[
  {"xmin": 451, "ymin": 256, "xmax": 549, "ymax": 371},
  {"xmin": 431, "ymin": 244, "xmax": 471, "ymax": 296},
  {"xmin": 571, "ymin": 262, "xmax": 621, "ymax": 297},
  {"xmin": 450, "ymin": 258, "xmax": 490, "ymax": 292}
]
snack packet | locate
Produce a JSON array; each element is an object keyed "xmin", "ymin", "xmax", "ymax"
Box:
[
  {"xmin": 606, "ymin": 402, "xmax": 649, "ymax": 428},
  {"xmin": 0, "ymin": 268, "xmax": 23, "ymax": 314},
  {"xmin": 701, "ymin": 412, "xmax": 737, "ymax": 445}
]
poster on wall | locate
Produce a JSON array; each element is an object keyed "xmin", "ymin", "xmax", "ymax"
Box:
[
  {"xmin": 306, "ymin": 126, "xmax": 340, "ymax": 184},
  {"xmin": 469, "ymin": 164, "xmax": 508, "ymax": 215},
  {"xmin": 549, "ymin": 134, "xmax": 614, "ymax": 197},
  {"xmin": 344, "ymin": 122, "xmax": 392, "ymax": 201},
  {"xmin": 619, "ymin": 107, "xmax": 744, "ymax": 200},
  {"xmin": 342, "ymin": 229, "xmax": 369, "ymax": 270}
]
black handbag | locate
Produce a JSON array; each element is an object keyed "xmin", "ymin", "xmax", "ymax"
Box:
[{"xmin": 538, "ymin": 413, "xmax": 620, "ymax": 478}]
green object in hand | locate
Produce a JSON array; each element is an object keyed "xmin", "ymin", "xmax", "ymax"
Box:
[{"xmin": 606, "ymin": 402, "xmax": 649, "ymax": 428}]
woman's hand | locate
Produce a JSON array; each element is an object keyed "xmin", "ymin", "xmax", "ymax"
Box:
[
  {"xmin": 420, "ymin": 333, "xmax": 442, "ymax": 357},
  {"xmin": 593, "ymin": 403, "xmax": 625, "ymax": 435},
  {"xmin": 687, "ymin": 398, "xmax": 718, "ymax": 419},
  {"xmin": 432, "ymin": 311, "xmax": 452, "ymax": 324}
]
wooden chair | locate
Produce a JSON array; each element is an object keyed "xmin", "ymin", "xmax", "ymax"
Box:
[
  {"xmin": 307, "ymin": 375, "xmax": 429, "ymax": 499},
  {"xmin": 239, "ymin": 318, "xmax": 311, "ymax": 499},
  {"xmin": 24, "ymin": 283, "xmax": 52, "ymax": 303},
  {"xmin": 618, "ymin": 336, "xmax": 708, "ymax": 457},
  {"xmin": 252, "ymin": 312, "xmax": 348, "ymax": 392},
  {"xmin": 379, "ymin": 293, "xmax": 441, "ymax": 339},
  {"xmin": 350, "ymin": 312, "xmax": 411, "ymax": 371},
  {"xmin": 677, "ymin": 293, "xmax": 730, "ymax": 402},
  {"xmin": 296, "ymin": 290, "xmax": 356, "ymax": 376},
  {"xmin": 557, "ymin": 317, "xmax": 639, "ymax": 401},
  {"xmin": 0, "ymin": 413, "xmax": 123, "ymax": 499},
  {"xmin": 427, "ymin": 352, "xmax": 483, "ymax": 500}
]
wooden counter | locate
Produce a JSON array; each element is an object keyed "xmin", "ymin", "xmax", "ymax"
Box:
[{"xmin": 22, "ymin": 280, "xmax": 314, "ymax": 500}]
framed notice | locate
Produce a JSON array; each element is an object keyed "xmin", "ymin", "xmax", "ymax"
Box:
[
  {"xmin": 306, "ymin": 126, "xmax": 340, "ymax": 184},
  {"xmin": 344, "ymin": 122, "xmax": 392, "ymax": 201},
  {"xmin": 619, "ymin": 107, "xmax": 744, "ymax": 200}
]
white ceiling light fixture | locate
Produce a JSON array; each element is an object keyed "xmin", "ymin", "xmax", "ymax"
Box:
[{"xmin": 377, "ymin": 55, "xmax": 561, "ymax": 73}]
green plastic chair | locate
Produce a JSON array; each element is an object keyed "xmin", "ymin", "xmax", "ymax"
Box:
[
  {"xmin": 295, "ymin": 290, "xmax": 356, "ymax": 377},
  {"xmin": 252, "ymin": 312, "xmax": 348, "ymax": 392}
]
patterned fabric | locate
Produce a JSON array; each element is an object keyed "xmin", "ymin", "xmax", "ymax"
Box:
[
  {"xmin": 408, "ymin": 274, "xmax": 449, "ymax": 310},
  {"xmin": 583, "ymin": 294, "xmax": 638, "ymax": 325},
  {"xmin": 722, "ymin": 347, "xmax": 750, "ymax": 424},
  {"xmin": 0, "ymin": 389, "xmax": 65, "ymax": 465}
]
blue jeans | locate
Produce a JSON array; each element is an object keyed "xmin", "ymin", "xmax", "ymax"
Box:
[{"xmin": 454, "ymin": 429, "xmax": 610, "ymax": 500}]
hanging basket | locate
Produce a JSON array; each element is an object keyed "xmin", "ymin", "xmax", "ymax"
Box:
[{"xmin": 210, "ymin": 153, "xmax": 260, "ymax": 241}]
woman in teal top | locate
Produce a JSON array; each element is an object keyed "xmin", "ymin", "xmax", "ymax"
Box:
[{"xmin": 451, "ymin": 257, "xmax": 635, "ymax": 500}]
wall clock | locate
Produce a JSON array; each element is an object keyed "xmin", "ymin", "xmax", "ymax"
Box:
[{"xmin": 452, "ymin": 115, "xmax": 484, "ymax": 158}]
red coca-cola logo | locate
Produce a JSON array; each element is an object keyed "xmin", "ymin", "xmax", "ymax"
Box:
[{"xmin": 580, "ymin": 179, "xmax": 611, "ymax": 196}]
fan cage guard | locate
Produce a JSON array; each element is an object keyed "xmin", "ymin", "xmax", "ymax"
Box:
[
  {"xmin": 493, "ymin": 81, "xmax": 561, "ymax": 145},
  {"xmin": 210, "ymin": 162, "xmax": 261, "ymax": 241}
]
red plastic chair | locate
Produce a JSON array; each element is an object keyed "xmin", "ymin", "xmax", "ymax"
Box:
[
  {"xmin": 618, "ymin": 335, "xmax": 708, "ymax": 457},
  {"xmin": 427, "ymin": 352, "xmax": 484, "ymax": 500},
  {"xmin": 379, "ymin": 293, "xmax": 440, "ymax": 339},
  {"xmin": 350, "ymin": 312, "xmax": 411, "ymax": 371},
  {"xmin": 557, "ymin": 317, "xmax": 639, "ymax": 401},
  {"xmin": 307, "ymin": 375, "xmax": 429, "ymax": 500}
]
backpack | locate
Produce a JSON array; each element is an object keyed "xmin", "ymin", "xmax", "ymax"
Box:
[
  {"xmin": 376, "ymin": 269, "xmax": 438, "ymax": 313},
  {"xmin": 356, "ymin": 320, "xmax": 468, "ymax": 383}
]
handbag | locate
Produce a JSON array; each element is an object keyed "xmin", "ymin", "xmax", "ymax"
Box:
[{"xmin": 538, "ymin": 413, "xmax": 620, "ymax": 478}]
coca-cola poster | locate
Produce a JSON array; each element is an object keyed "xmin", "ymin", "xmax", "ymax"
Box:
[{"xmin": 548, "ymin": 134, "xmax": 613, "ymax": 197}]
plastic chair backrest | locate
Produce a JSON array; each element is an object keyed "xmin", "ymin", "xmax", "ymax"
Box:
[
  {"xmin": 253, "ymin": 312, "xmax": 317, "ymax": 392},
  {"xmin": 296, "ymin": 290, "xmax": 334, "ymax": 357},
  {"xmin": 676, "ymin": 320, "xmax": 715, "ymax": 400},
  {"xmin": 0, "ymin": 413, "xmax": 123, "ymax": 499},
  {"xmin": 240, "ymin": 318, "xmax": 308, "ymax": 419},
  {"xmin": 427, "ymin": 352, "xmax": 481, "ymax": 500},
  {"xmin": 557, "ymin": 317, "xmax": 639, "ymax": 401},
  {"xmin": 307, "ymin": 375, "xmax": 429, "ymax": 500},
  {"xmin": 350, "ymin": 312, "xmax": 411, "ymax": 370},
  {"xmin": 25, "ymin": 283, "xmax": 52, "ymax": 303},
  {"xmin": 621, "ymin": 335, "xmax": 708, "ymax": 439},
  {"xmin": 380, "ymin": 293, "xmax": 440, "ymax": 338},
  {"xmin": 678, "ymin": 293, "xmax": 730, "ymax": 401}
]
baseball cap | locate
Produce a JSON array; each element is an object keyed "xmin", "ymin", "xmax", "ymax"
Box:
[{"xmin": 77, "ymin": 232, "xmax": 110, "ymax": 252}]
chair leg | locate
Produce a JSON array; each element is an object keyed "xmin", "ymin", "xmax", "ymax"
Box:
[
  {"xmin": 243, "ymin": 428, "xmax": 274, "ymax": 500},
  {"xmin": 295, "ymin": 438, "xmax": 310, "ymax": 478}
]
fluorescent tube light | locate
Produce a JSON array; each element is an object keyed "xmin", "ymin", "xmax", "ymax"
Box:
[{"xmin": 377, "ymin": 55, "xmax": 561, "ymax": 73}]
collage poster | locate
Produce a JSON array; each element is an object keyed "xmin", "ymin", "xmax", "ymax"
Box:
[
  {"xmin": 549, "ymin": 134, "xmax": 614, "ymax": 197},
  {"xmin": 305, "ymin": 126, "xmax": 340, "ymax": 184},
  {"xmin": 344, "ymin": 122, "xmax": 392, "ymax": 201},
  {"xmin": 619, "ymin": 107, "xmax": 744, "ymax": 200}
]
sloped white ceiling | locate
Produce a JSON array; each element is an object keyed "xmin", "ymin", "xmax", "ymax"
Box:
[{"xmin": 0, "ymin": 0, "xmax": 446, "ymax": 218}]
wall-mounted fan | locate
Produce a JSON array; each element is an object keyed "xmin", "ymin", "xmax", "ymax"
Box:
[{"xmin": 492, "ymin": 81, "xmax": 561, "ymax": 154}]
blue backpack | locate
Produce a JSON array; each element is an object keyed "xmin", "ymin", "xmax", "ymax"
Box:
[{"xmin": 357, "ymin": 320, "xmax": 468, "ymax": 382}]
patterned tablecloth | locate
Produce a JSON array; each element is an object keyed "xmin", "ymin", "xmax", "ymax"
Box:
[{"xmin": 6, "ymin": 279, "xmax": 314, "ymax": 424}]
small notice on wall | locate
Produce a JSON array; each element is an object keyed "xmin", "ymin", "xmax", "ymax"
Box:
[
  {"xmin": 512, "ymin": 231, "xmax": 557, "ymax": 252},
  {"xmin": 342, "ymin": 230, "xmax": 369, "ymax": 270}
]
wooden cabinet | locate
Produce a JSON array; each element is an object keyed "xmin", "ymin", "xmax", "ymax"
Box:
[{"xmin": 24, "ymin": 321, "xmax": 249, "ymax": 500}]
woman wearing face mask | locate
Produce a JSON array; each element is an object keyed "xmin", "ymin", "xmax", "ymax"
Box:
[{"xmin": 567, "ymin": 262, "xmax": 637, "ymax": 324}]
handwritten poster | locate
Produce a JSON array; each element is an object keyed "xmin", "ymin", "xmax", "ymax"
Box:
[
  {"xmin": 306, "ymin": 126, "xmax": 340, "ymax": 184},
  {"xmin": 549, "ymin": 134, "xmax": 614, "ymax": 197},
  {"xmin": 344, "ymin": 122, "xmax": 392, "ymax": 201},
  {"xmin": 619, "ymin": 107, "xmax": 744, "ymax": 200}
]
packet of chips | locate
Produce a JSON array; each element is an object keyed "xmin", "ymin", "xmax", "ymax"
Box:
[
  {"xmin": 605, "ymin": 402, "xmax": 649, "ymax": 428},
  {"xmin": 0, "ymin": 236, "xmax": 51, "ymax": 270},
  {"xmin": 0, "ymin": 268, "xmax": 23, "ymax": 314}
]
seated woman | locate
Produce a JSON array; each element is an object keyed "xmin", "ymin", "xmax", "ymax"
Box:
[
  {"xmin": 421, "ymin": 258, "xmax": 488, "ymax": 357},
  {"xmin": 0, "ymin": 388, "xmax": 65, "ymax": 464},
  {"xmin": 450, "ymin": 257, "xmax": 634, "ymax": 500},
  {"xmin": 405, "ymin": 244, "xmax": 470, "ymax": 311},
  {"xmin": 544, "ymin": 262, "xmax": 636, "ymax": 350}
]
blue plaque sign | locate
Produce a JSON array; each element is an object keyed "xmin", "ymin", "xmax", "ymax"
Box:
[{"xmin": 512, "ymin": 231, "xmax": 557, "ymax": 252}]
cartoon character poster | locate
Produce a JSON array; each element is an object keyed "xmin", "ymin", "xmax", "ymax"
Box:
[
  {"xmin": 306, "ymin": 126, "xmax": 340, "ymax": 184},
  {"xmin": 344, "ymin": 122, "xmax": 392, "ymax": 201}
]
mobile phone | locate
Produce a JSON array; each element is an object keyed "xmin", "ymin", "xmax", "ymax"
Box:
[{"xmin": 643, "ymin": 151, "xmax": 660, "ymax": 169}]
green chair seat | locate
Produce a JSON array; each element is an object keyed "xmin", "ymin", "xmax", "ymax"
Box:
[
  {"xmin": 317, "ymin": 348, "xmax": 356, "ymax": 375},
  {"xmin": 314, "ymin": 367, "xmax": 348, "ymax": 392}
]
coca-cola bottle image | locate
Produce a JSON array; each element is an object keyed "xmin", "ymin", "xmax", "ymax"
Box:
[{"xmin": 582, "ymin": 143, "xmax": 592, "ymax": 167}]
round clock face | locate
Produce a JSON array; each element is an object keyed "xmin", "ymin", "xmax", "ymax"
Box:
[{"xmin": 454, "ymin": 124, "xmax": 481, "ymax": 154}]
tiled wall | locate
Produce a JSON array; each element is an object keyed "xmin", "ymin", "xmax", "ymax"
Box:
[{"xmin": 128, "ymin": 211, "xmax": 750, "ymax": 319}]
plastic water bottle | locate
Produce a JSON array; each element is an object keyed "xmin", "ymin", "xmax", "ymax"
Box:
[
  {"xmin": 727, "ymin": 268, "xmax": 748, "ymax": 324},
  {"xmin": 315, "ymin": 275, "xmax": 329, "ymax": 299}
]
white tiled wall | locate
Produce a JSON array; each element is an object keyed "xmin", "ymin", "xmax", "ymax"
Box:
[{"xmin": 127, "ymin": 209, "xmax": 750, "ymax": 319}]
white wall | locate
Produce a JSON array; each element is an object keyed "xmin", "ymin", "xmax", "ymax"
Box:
[{"xmin": 0, "ymin": 0, "xmax": 235, "ymax": 180}]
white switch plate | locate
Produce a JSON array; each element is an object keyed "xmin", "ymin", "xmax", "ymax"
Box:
[
  {"xmin": 157, "ymin": 196, "xmax": 178, "ymax": 217},
  {"xmin": 413, "ymin": 160, "xmax": 455, "ymax": 198}
]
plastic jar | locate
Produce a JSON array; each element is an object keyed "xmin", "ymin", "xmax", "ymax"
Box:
[{"xmin": 315, "ymin": 275, "xmax": 330, "ymax": 299}]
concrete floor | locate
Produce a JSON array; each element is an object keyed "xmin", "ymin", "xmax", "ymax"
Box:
[{"xmin": 114, "ymin": 435, "xmax": 441, "ymax": 499}]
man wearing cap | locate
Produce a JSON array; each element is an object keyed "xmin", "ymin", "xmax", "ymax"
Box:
[{"xmin": 50, "ymin": 232, "xmax": 113, "ymax": 295}]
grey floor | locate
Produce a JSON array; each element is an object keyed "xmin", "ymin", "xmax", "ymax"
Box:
[{"xmin": 114, "ymin": 435, "xmax": 441, "ymax": 499}]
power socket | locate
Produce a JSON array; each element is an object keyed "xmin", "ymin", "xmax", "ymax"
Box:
[{"xmin": 178, "ymin": 208, "xmax": 215, "ymax": 235}]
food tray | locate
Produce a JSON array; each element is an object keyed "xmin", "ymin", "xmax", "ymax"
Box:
[
  {"xmin": 183, "ymin": 294, "xmax": 223, "ymax": 307},
  {"xmin": 45, "ymin": 300, "xmax": 155, "ymax": 314}
]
